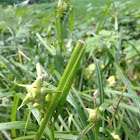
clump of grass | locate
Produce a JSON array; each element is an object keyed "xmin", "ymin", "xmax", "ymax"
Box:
[{"xmin": 0, "ymin": 0, "xmax": 140, "ymax": 139}]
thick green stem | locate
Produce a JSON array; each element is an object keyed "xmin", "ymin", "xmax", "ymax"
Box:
[{"xmin": 35, "ymin": 40, "xmax": 86, "ymax": 140}]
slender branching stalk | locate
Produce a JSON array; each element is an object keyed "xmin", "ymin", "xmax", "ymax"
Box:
[{"xmin": 107, "ymin": 82, "xmax": 128, "ymax": 128}]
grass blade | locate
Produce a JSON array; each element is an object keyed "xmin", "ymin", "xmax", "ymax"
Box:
[
  {"xmin": 116, "ymin": 28, "xmax": 123, "ymax": 62},
  {"xmin": 121, "ymin": 122, "xmax": 136, "ymax": 140},
  {"xmin": 96, "ymin": 0, "xmax": 111, "ymax": 34},
  {"xmin": 1, "ymin": 131, "xmax": 12, "ymax": 140},
  {"xmin": 54, "ymin": 72, "xmax": 94, "ymax": 138},
  {"xmin": 114, "ymin": 63, "xmax": 140, "ymax": 115},
  {"xmin": 0, "ymin": 121, "xmax": 39, "ymax": 132},
  {"xmin": 35, "ymin": 40, "xmax": 86, "ymax": 140},
  {"xmin": 0, "ymin": 55, "xmax": 21, "ymax": 80},
  {"xmin": 92, "ymin": 55, "xmax": 105, "ymax": 128},
  {"xmin": 24, "ymin": 106, "xmax": 33, "ymax": 136},
  {"xmin": 11, "ymin": 94, "xmax": 19, "ymax": 138},
  {"xmin": 36, "ymin": 33, "xmax": 56, "ymax": 56}
]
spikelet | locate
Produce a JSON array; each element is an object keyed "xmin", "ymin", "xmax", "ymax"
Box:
[
  {"xmin": 86, "ymin": 108, "xmax": 106, "ymax": 122},
  {"xmin": 17, "ymin": 74, "xmax": 60, "ymax": 118},
  {"xmin": 18, "ymin": 75, "xmax": 43, "ymax": 110},
  {"xmin": 18, "ymin": 93, "xmax": 32, "ymax": 110}
]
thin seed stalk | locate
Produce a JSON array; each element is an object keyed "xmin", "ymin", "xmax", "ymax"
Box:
[{"xmin": 35, "ymin": 40, "xmax": 86, "ymax": 140}]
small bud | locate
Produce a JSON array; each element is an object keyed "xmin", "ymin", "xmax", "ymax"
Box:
[
  {"xmin": 94, "ymin": 90, "xmax": 98, "ymax": 98},
  {"xmin": 86, "ymin": 108, "xmax": 99, "ymax": 122},
  {"xmin": 86, "ymin": 108, "xmax": 106, "ymax": 122}
]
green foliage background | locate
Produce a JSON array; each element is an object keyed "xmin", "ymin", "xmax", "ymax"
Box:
[{"xmin": 0, "ymin": 0, "xmax": 140, "ymax": 139}]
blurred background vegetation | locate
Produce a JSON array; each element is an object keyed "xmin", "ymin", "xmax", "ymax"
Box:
[{"xmin": 0, "ymin": 0, "xmax": 140, "ymax": 139}]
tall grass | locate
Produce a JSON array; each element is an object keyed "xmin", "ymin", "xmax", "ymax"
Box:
[{"xmin": 0, "ymin": 0, "xmax": 140, "ymax": 139}]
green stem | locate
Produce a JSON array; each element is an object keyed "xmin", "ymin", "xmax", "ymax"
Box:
[
  {"xmin": 35, "ymin": 40, "xmax": 86, "ymax": 140},
  {"xmin": 11, "ymin": 94, "xmax": 19, "ymax": 138}
]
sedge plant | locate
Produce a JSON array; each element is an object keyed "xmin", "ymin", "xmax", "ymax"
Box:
[{"xmin": 15, "ymin": 40, "xmax": 85, "ymax": 139}]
